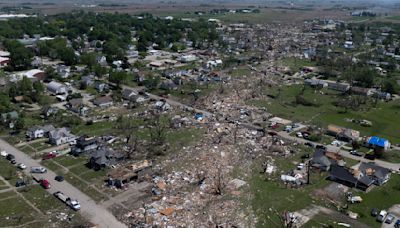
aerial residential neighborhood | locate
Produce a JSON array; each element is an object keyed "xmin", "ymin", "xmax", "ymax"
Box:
[{"xmin": 0, "ymin": 0, "xmax": 400, "ymax": 227}]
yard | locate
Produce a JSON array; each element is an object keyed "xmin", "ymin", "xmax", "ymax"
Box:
[
  {"xmin": 0, "ymin": 195, "xmax": 38, "ymax": 227},
  {"xmin": 248, "ymin": 84, "xmax": 400, "ymax": 144},
  {"xmin": 278, "ymin": 57, "xmax": 316, "ymax": 72},
  {"xmin": 41, "ymin": 155, "xmax": 109, "ymax": 202},
  {"xmin": 347, "ymin": 175, "xmax": 400, "ymax": 228},
  {"xmin": 250, "ymin": 149, "xmax": 333, "ymax": 227}
]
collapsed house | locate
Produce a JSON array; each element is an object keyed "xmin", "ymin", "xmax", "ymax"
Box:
[
  {"xmin": 107, "ymin": 160, "xmax": 152, "ymax": 188},
  {"xmin": 326, "ymin": 124, "xmax": 360, "ymax": 142}
]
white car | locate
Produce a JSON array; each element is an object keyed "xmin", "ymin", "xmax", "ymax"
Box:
[
  {"xmin": 17, "ymin": 163, "xmax": 27, "ymax": 170},
  {"xmin": 0, "ymin": 150, "xmax": 7, "ymax": 157}
]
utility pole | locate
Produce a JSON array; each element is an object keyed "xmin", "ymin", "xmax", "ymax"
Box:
[{"xmin": 306, "ymin": 159, "xmax": 311, "ymax": 185}]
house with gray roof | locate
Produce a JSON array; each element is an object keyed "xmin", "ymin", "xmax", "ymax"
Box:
[
  {"xmin": 26, "ymin": 125, "xmax": 55, "ymax": 140},
  {"xmin": 358, "ymin": 163, "xmax": 390, "ymax": 186},
  {"xmin": 47, "ymin": 81, "xmax": 67, "ymax": 95},
  {"xmin": 48, "ymin": 128, "xmax": 76, "ymax": 146}
]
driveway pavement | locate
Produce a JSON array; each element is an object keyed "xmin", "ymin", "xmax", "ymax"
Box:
[{"xmin": 0, "ymin": 138, "xmax": 126, "ymax": 228}]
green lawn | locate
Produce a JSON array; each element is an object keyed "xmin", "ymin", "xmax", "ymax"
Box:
[
  {"xmin": 40, "ymin": 160, "xmax": 64, "ymax": 174},
  {"xmin": 71, "ymin": 121, "xmax": 116, "ymax": 136},
  {"xmin": 251, "ymin": 151, "xmax": 331, "ymax": 227},
  {"xmin": 0, "ymin": 158, "xmax": 19, "ymax": 183},
  {"xmin": 64, "ymin": 173, "xmax": 107, "ymax": 202},
  {"xmin": 303, "ymin": 214, "xmax": 343, "ymax": 228},
  {"xmin": 249, "ymin": 84, "xmax": 400, "ymax": 143},
  {"xmin": 19, "ymin": 144, "xmax": 37, "ymax": 155},
  {"xmin": 0, "ymin": 190, "xmax": 17, "ymax": 199},
  {"xmin": 0, "ymin": 197, "xmax": 38, "ymax": 227},
  {"xmin": 29, "ymin": 141, "xmax": 52, "ymax": 152},
  {"xmin": 380, "ymin": 150, "xmax": 400, "ymax": 163},
  {"xmin": 278, "ymin": 57, "xmax": 316, "ymax": 72},
  {"xmin": 53, "ymin": 155, "xmax": 87, "ymax": 168},
  {"xmin": 387, "ymin": 16, "xmax": 400, "ymax": 21},
  {"xmin": 18, "ymin": 185, "xmax": 65, "ymax": 212},
  {"xmin": 347, "ymin": 175, "xmax": 400, "ymax": 227}
]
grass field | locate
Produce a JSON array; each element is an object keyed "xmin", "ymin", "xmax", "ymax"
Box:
[
  {"xmin": 386, "ymin": 16, "xmax": 400, "ymax": 21},
  {"xmin": 18, "ymin": 185, "xmax": 65, "ymax": 212},
  {"xmin": 0, "ymin": 158, "xmax": 19, "ymax": 183},
  {"xmin": 0, "ymin": 196, "xmax": 38, "ymax": 227},
  {"xmin": 278, "ymin": 57, "xmax": 316, "ymax": 72},
  {"xmin": 248, "ymin": 84, "xmax": 400, "ymax": 144},
  {"xmin": 347, "ymin": 175, "xmax": 400, "ymax": 228},
  {"xmin": 71, "ymin": 121, "xmax": 117, "ymax": 136},
  {"xmin": 251, "ymin": 158, "xmax": 331, "ymax": 227}
]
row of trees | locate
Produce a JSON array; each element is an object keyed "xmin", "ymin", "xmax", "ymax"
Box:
[{"xmin": 0, "ymin": 12, "xmax": 220, "ymax": 70}]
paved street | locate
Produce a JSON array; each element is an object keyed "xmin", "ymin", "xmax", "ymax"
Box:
[{"xmin": 0, "ymin": 138, "xmax": 126, "ymax": 228}]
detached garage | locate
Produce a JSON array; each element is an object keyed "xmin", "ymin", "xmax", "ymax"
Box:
[{"xmin": 47, "ymin": 81, "xmax": 67, "ymax": 95}]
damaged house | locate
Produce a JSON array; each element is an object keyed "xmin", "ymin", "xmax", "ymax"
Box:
[
  {"xmin": 107, "ymin": 160, "xmax": 152, "ymax": 188},
  {"xmin": 88, "ymin": 147, "xmax": 124, "ymax": 170},
  {"xmin": 71, "ymin": 136, "xmax": 99, "ymax": 156},
  {"xmin": 329, "ymin": 162, "xmax": 390, "ymax": 191}
]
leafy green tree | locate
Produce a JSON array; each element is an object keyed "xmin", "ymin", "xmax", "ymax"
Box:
[
  {"xmin": 19, "ymin": 77, "xmax": 33, "ymax": 95},
  {"xmin": 4, "ymin": 40, "xmax": 33, "ymax": 70},
  {"xmin": 109, "ymin": 71, "xmax": 130, "ymax": 85}
]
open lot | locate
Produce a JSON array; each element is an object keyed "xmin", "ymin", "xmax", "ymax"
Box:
[
  {"xmin": 249, "ymin": 84, "xmax": 400, "ymax": 143},
  {"xmin": 249, "ymin": 147, "xmax": 334, "ymax": 227}
]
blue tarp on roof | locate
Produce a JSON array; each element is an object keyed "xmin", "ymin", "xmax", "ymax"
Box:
[{"xmin": 368, "ymin": 136, "xmax": 388, "ymax": 147}]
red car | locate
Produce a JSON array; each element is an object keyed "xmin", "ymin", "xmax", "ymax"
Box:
[
  {"xmin": 42, "ymin": 152, "xmax": 57, "ymax": 160},
  {"xmin": 40, "ymin": 179, "xmax": 51, "ymax": 189}
]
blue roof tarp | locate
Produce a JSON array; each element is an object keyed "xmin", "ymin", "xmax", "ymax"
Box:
[{"xmin": 368, "ymin": 136, "xmax": 388, "ymax": 147}]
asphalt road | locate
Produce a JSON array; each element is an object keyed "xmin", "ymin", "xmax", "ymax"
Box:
[{"xmin": 0, "ymin": 138, "xmax": 126, "ymax": 228}]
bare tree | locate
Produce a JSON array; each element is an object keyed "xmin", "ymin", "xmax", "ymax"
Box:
[
  {"xmin": 146, "ymin": 112, "xmax": 169, "ymax": 146},
  {"xmin": 212, "ymin": 167, "xmax": 225, "ymax": 195},
  {"xmin": 145, "ymin": 112, "xmax": 171, "ymax": 157},
  {"xmin": 115, "ymin": 115, "xmax": 141, "ymax": 160}
]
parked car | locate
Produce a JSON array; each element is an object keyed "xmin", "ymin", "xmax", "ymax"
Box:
[
  {"xmin": 40, "ymin": 179, "xmax": 51, "ymax": 189},
  {"xmin": 296, "ymin": 132, "xmax": 303, "ymax": 138},
  {"xmin": 301, "ymin": 154, "xmax": 310, "ymax": 159},
  {"xmin": 377, "ymin": 210, "xmax": 387, "ymax": 223},
  {"xmin": 316, "ymin": 145, "xmax": 326, "ymax": 150},
  {"xmin": 42, "ymin": 152, "xmax": 57, "ymax": 160},
  {"xmin": 371, "ymin": 208, "xmax": 378, "ymax": 217},
  {"xmin": 0, "ymin": 150, "xmax": 7, "ymax": 157},
  {"xmin": 6, "ymin": 154, "xmax": 15, "ymax": 161},
  {"xmin": 385, "ymin": 214, "xmax": 395, "ymax": 224},
  {"xmin": 30, "ymin": 166, "xmax": 47, "ymax": 173},
  {"xmin": 350, "ymin": 150, "xmax": 363, "ymax": 156},
  {"xmin": 55, "ymin": 176, "xmax": 64, "ymax": 182},
  {"xmin": 364, "ymin": 153, "xmax": 376, "ymax": 160},
  {"xmin": 394, "ymin": 219, "xmax": 400, "ymax": 228},
  {"xmin": 15, "ymin": 179, "xmax": 26, "ymax": 187},
  {"xmin": 17, "ymin": 163, "xmax": 26, "ymax": 170},
  {"xmin": 54, "ymin": 191, "xmax": 81, "ymax": 210},
  {"xmin": 297, "ymin": 163, "xmax": 305, "ymax": 170},
  {"xmin": 304, "ymin": 142, "xmax": 315, "ymax": 148}
]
